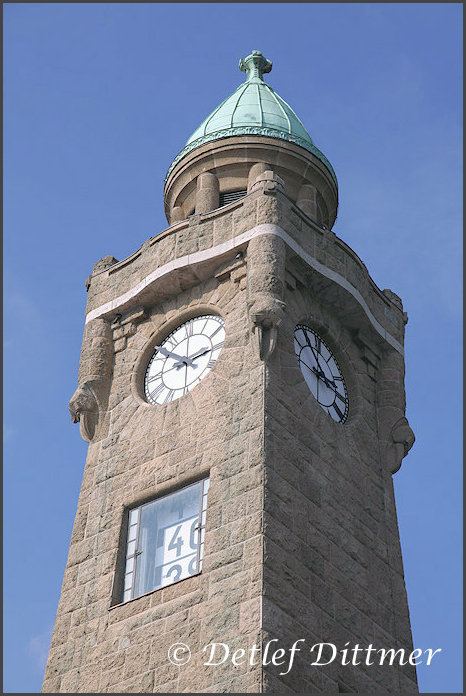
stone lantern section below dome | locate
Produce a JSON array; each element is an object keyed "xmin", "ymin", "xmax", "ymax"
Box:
[{"xmin": 163, "ymin": 51, "xmax": 338, "ymax": 230}]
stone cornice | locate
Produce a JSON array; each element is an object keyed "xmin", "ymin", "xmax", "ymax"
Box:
[{"xmin": 165, "ymin": 127, "xmax": 338, "ymax": 187}]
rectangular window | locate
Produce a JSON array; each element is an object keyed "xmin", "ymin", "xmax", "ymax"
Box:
[{"xmin": 122, "ymin": 478, "xmax": 209, "ymax": 602}]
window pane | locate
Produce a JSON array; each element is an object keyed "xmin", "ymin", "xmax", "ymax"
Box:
[
  {"xmin": 129, "ymin": 478, "xmax": 209, "ymax": 599},
  {"xmin": 128, "ymin": 524, "xmax": 138, "ymax": 542},
  {"xmin": 129, "ymin": 509, "xmax": 139, "ymax": 526}
]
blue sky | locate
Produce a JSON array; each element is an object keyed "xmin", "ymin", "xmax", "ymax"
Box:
[{"xmin": 3, "ymin": 4, "xmax": 462, "ymax": 693}]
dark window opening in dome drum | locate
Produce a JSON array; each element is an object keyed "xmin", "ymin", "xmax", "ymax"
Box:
[{"xmin": 219, "ymin": 190, "xmax": 247, "ymax": 207}]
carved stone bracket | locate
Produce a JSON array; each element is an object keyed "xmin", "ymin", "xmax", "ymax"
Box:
[
  {"xmin": 377, "ymin": 348, "xmax": 415, "ymax": 474},
  {"xmin": 249, "ymin": 297, "xmax": 286, "ymax": 361},
  {"xmin": 69, "ymin": 381, "xmax": 99, "ymax": 442},
  {"xmin": 247, "ymin": 231, "xmax": 286, "ymax": 362},
  {"xmin": 389, "ymin": 416, "xmax": 415, "ymax": 473},
  {"xmin": 68, "ymin": 317, "xmax": 113, "ymax": 442}
]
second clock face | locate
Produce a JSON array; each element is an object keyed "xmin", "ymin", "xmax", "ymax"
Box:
[
  {"xmin": 145, "ymin": 315, "xmax": 225, "ymax": 405},
  {"xmin": 294, "ymin": 324, "xmax": 349, "ymax": 423}
]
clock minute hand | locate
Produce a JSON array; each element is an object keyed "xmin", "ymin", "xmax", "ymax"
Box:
[{"xmin": 189, "ymin": 348, "xmax": 211, "ymax": 361}]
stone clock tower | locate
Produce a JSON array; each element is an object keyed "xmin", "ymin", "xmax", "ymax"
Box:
[{"xmin": 43, "ymin": 51, "xmax": 417, "ymax": 693}]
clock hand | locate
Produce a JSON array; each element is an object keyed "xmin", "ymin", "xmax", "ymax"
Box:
[
  {"xmin": 310, "ymin": 346, "xmax": 325, "ymax": 373},
  {"xmin": 311, "ymin": 366, "xmax": 336, "ymax": 390},
  {"xmin": 319, "ymin": 373, "xmax": 336, "ymax": 390},
  {"xmin": 161, "ymin": 362, "xmax": 190, "ymax": 376},
  {"xmin": 189, "ymin": 347, "xmax": 211, "ymax": 361},
  {"xmin": 300, "ymin": 358, "xmax": 335, "ymax": 391},
  {"xmin": 173, "ymin": 347, "xmax": 211, "ymax": 369},
  {"xmin": 303, "ymin": 340, "xmax": 325, "ymax": 375},
  {"xmin": 155, "ymin": 345, "xmax": 194, "ymax": 366}
]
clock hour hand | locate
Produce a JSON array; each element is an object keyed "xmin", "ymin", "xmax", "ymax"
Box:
[
  {"xmin": 155, "ymin": 345, "xmax": 194, "ymax": 366},
  {"xmin": 173, "ymin": 347, "xmax": 211, "ymax": 369},
  {"xmin": 312, "ymin": 367, "xmax": 336, "ymax": 390},
  {"xmin": 175, "ymin": 348, "xmax": 211, "ymax": 366}
]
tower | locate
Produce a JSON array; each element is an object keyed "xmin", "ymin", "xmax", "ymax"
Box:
[{"xmin": 43, "ymin": 50, "xmax": 417, "ymax": 693}]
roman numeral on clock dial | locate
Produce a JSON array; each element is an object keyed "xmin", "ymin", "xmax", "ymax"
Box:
[
  {"xmin": 164, "ymin": 389, "xmax": 176, "ymax": 403},
  {"xmin": 149, "ymin": 382, "xmax": 165, "ymax": 401},
  {"xmin": 209, "ymin": 324, "xmax": 223, "ymax": 339}
]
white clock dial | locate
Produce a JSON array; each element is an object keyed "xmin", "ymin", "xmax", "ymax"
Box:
[
  {"xmin": 144, "ymin": 315, "xmax": 225, "ymax": 405},
  {"xmin": 294, "ymin": 324, "xmax": 349, "ymax": 423}
]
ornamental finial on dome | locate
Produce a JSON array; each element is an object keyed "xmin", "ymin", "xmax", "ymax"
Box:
[{"xmin": 239, "ymin": 50, "xmax": 272, "ymax": 82}]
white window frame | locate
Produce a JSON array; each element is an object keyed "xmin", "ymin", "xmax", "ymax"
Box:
[{"xmin": 122, "ymin": 477, "xmax": 209, "ymax": 602}]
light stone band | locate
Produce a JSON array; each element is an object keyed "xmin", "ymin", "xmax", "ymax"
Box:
[{"xmin": 85, "ymin": 224, "xmax": 403, "ymax": 355}]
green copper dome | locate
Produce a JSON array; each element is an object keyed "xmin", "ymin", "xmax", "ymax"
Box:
[{"xmin": 166, "ymin": 50, "xmax": 337, "ymax": 186}]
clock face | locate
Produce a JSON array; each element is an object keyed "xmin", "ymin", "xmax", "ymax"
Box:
[
  {"xmin": 294, "ymin": 324, "xmax": 349, "ymax": 423},
  {"xmin": 144, "ymin": 315, "xmax": 225, "ymax": 405}
]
